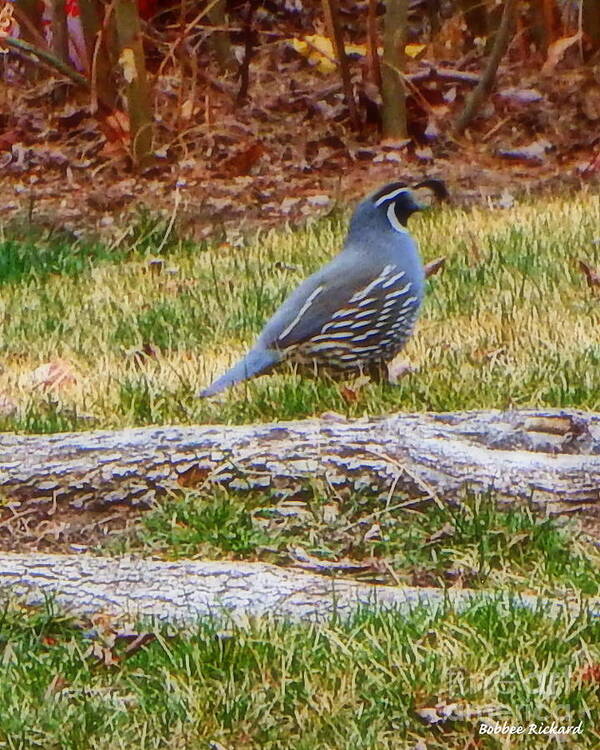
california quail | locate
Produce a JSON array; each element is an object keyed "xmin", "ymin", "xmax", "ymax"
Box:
[{"xmin": 199, "ymin": 179, "xmax": 447, "ymax": 397}]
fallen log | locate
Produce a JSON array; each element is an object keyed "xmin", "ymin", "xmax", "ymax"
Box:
[
  {"xmin": 1, "ymin": 409, "xmax": 599, "ymax": 515},
  {"xmin": 0, "ymin": 553, "xmax": 593, "ymax": 625}
]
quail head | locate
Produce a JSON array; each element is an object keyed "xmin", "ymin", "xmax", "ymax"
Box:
[{"xmin": 199, "ymin": 179, "xmax": 447, "ymax": 397}]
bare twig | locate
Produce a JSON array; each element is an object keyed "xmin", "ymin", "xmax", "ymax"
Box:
[
  {"xmin": 381, "ymin": 0, "xmax": 408, "ymax": 139},
  {"xmin": 1, "ymin": 35, "xmax": 90, "ymax": 88},
  {"xmin": 113, "ymin": 0, "xmax": 154, "ymax": 167},
  {"xmin": 237, "ymin": 0, "xmax": 259, "ymax": 103},
  {"xmin": 208, "ymin": 0, "xmax": 236, "ymax": 73},
  {"xmin": 321, "ymin": 0, "xmax": 359, "ymax": 129},
  {"xmin": 367, "ymin": 0, "xmax": 381, "ymax": 88},
  {"xmin": 454, "ymin": 0, "xmax": 516, "ymax": 134},
  {"xmin": 50, "ymin": 0, "xmax": 69, "ymax": 64}
]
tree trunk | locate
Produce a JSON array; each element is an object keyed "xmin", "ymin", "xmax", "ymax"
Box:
[
  {"xmin": 50, "ymin": 0, "xmax": 69, "ymax": 64},
  {"xmin": 582, "ymin": 0, "xmax": 600, "ymax": 54},
  {"xmin": 459, "ymin": 0, "xmax": 488, "ymax": 38},
  {"xmin": 367, "ymin": 0, "xmax": 382, "ymax": 88},
  {"xmin": 13, "ymin": 0, "xmax": 47, "ymax": 81},
  {"xmin": 14, "ymin": 0, "xmax": 44, "ymax": 45},
  {"xmin": 1, "ymin": 409, "xmax": 599, "ymax": 516},
  {"xmin": 79, "ymin": 0, "xmax": 117, "ymax": 109},
  {"xmin": 321, "ymin": 0, "xmax": 359, "ymax": 129},
  {"xmin": 0, "ymin": 553, "xmax": 584, "ymax": 625},
  {"xmin": 381, "ymin": 0, "xmax": 408, "ymax": 139},
  {"xmin": 113, "ymin": 0, "xmax": 154, "ymax": 167},
  {"xmin": 208, "ymin": 0, "xmax": 236, "ymax": 73}
]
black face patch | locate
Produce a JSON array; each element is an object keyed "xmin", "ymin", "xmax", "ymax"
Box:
[{"xmin": 393, "ymin": 201, "xmax": 406, "ymax": 227}]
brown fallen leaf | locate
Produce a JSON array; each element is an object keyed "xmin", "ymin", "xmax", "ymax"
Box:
[
  {"xmin": 0, "ymin": 128, "xmax": 22, "ymax": 152},
  {"xmin": 415, "ymin": 701, "xmax": 504, "ymax": 725},
  {"xmin": 575, "ymin": 663, "xmax": 600, "ymax": 684},
  {"xmin": 497, "ymin": 87, "xmax": 544, "ymax": 105},
  {"xmin": 524, "ymin": 415, "xmax": 584, "ymax": 437},
  {"xmin": 582, "ymin": 84, "xmax": 600, "ymax": 122},
  {"xmin": 340, "ymin": 374, "xmax": 370, "ymax": 403},
  {"xmin": 497, "ymin": 139, "xmax": 552, "ymax": 164},
  {"xmin": 579, "ymin": 259, "xmax": 600, "ymax": 290},
  {"xmin": 424, "ymin": 256, "xmax": 446, "ymax": 278},
  {"xmin": 319, "ymin": 411, "xmax": 348, "ymax": 422},
  {"xmin": 541, "ymin": 32, "xmax": 582, "ymax": 75},
  {"xmin": 288, "ymin": 546, "xmax": 373, "ymax": 573},
  {"xmin": 424, "ymin": 522, "xmax": 455, "ymax": 546},
  {"xmin": 0, "ymin": 392, "xmax": 17, "ymax": 417},
  {"xmin": 44, "ymin": 674, "xmax": 70, "ymax": 701},
  {"xmin": 387, "ymin": 358, "xmax": 417, "ymax": 385},
  {"xmin": 363, "ymin": 522, "xmax": 382, "ymax": 542},
  {"xmin": 25, "ymin": 359, "xmax": 78, "ymax": 392},
  {"xmin": 220, "ymin": 142, "xmax": 265, "ymax": 177}
]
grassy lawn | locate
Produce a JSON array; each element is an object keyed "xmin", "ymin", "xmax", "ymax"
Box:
[
  {"xmin": 0, "ymin": 596, "xmax": 598, "ymax": 749},
  {"xmin": 1, "ymin": 191, "xmax": 599, "ymax": 747},
  {"xmin": 0, "ymin": 190, "xmax": 599, "ymax": 430}
]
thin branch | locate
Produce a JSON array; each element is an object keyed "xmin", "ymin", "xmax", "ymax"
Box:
[
  {"xmin": 237, "ymin": 0, "xmax": 259, "ymax": 103},
  {"xmin": 1, "ymin": 35, "xmax": 90, "ymax": 88},
  {"xmin": 321, "ymin": 0, "xmax": 359, "ymax": 130},
  {"xmin": 50, "ymin": 0, "xmax": 69, "ymax": 64},
  {"xmin": 367, "ymin": 0, "xmax": 381, "ymax": 88},
  {"xmin": 381, "ymin": 0, "xmax": 409, "ymax": 139},
  {"xmin": 454, "ymin": 0, "xmax": 516, "ymax": 134}
]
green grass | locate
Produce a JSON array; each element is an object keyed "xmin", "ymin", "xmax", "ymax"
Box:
[
  {"xmin": 0, "ymin": 191, "xmax": 599, "ymax": 430},
  {"xmin": 0, "ymin": 597, "xmax": 598, "ymax": 749},
  {"xmin": 105, "ymin": 489, "xmax": 600, "ymax": 600}
]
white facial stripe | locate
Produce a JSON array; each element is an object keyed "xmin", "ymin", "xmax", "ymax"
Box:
[
  {"xmin": 278, "ymin": 285, "xmax": 324, "ymax": 341},
  {"xmin": 374, "ymin": 187, "xmax": 410, "ymax": 207},
  {"xmin": 386, "ymin": 203, "xmax": 409, "ymax": 234}
]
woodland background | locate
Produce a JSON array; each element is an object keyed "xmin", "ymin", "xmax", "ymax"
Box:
[{"xmin": 0, "ymin": 0, "xmax": 598, "ymax": 236}]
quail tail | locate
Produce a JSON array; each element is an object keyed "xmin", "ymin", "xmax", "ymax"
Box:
[{"xmin": 198, "ymin": 348, "xmax": 281, "ymax": 398}]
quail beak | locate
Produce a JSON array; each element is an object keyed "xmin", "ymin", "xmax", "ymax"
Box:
[
  {"xmin": 412, "ymin": 178, "xmax": 450, "ymax": 203},
  {"xmin": 408, "ymin": 195, "xmax": 428, "ymax": 214}
]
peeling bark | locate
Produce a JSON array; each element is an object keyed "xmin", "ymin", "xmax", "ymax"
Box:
[
  {"xmin": 0, "ymin": 409, "xmax": 599, "ymax": 515},
  {"xmin": 0, "ymin": 553, "xmax": 590, "ymax": 625}
]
